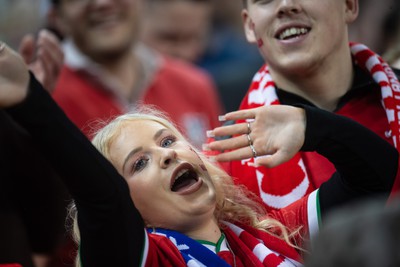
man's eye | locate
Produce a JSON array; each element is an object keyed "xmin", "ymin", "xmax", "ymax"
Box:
[
  {"xmin": 133, "ymin": 157, "xmax": 149, "ymax": 172},
  {"xmin": 254, "ymin": 0, "xmax": 273, "ymax": 4},
  {"xmin": 161, "ymin": 136, "xmax": 176, "ymax": 147}
]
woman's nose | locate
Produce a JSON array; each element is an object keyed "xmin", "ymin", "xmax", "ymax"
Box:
[{"xmin": 160, "ymin": 149, "xmax": 177, "ymax": 168}]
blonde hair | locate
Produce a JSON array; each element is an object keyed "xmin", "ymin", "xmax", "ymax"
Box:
[{"xmin": 70, "ymin": 106, "xmax": 302, "ymax": 266}]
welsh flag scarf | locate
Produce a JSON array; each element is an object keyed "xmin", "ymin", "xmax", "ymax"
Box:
[
  {"xmin": 148, "ymin": 222, "xmax": 302, "ymax": 267},
  {"xmin": 232, "ymin": 43, "xmax": 400, "ymax": 209}
]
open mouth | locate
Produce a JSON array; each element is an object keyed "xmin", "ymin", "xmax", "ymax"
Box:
[
  {"xmin": 276, "ymin": 27, "xmax": 310, "ymax": 40},
  {"xmin": 171, "ymin": 166, "xmax": 199, "ymax": 192}
]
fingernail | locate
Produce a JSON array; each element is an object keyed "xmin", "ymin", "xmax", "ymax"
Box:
[
  {"xmin": 218, "ymin": 115, "xmax": 226, "ymax": 122},
  {"xmin": 206, "ymin": 130, "xmax": 215, "ymax": 138},
  {"xmin": 207, "ymin": 156, "xmax": 217, "ymax": 162},
  {"xmin": 202, "ymin": 144, "xmax": 211, "ymax": 151}
]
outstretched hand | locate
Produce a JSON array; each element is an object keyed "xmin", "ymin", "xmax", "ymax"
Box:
[
  {"xmin": 0, "ymin": 42, "xmax": 30, "ymax": 108},
  {"xmin": 206, "ymin": 105, "xmax": 306, "ymax": 168},
  {"xmin": 19, "ymin": 29, "xmax": 63, "ymax": 93}
]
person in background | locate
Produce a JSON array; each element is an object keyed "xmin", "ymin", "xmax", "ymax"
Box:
[
  {"xmin": 141, "ymin": 0, "xmax": 212, "ymax": 64},
  {"xmin": 381, "ymin": 1, "xmax": 400, "ymax": 68},
  {"xmin": 348, "ymin": 0, "xmax": 397, "ymax": 55},
  {"xmin": 305, "ymin": 197, "xmax": 400, "ymax": 267},
  {"xmin": 48, "ymin": 0, "xmax": 223, "ymax": 148},
  {"xmin": 199, "ymin": 0, "xmax": 264, "ymax": 112},
  {"xmin": 0, "ymin": 43, "xmax": 397, "ymax": 266},
  {"xmin": 208, "ymin": 0, "xmax": 400, "ymax": 211},
  {"xmin": 141, "ymin": 0, "xmax": 264, "ymax": 112},
  {"xmin": 0, "ymin": 30, "xmax": 66, "ymax": 267}
]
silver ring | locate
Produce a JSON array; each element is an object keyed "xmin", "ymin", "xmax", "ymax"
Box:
[
  {"xmin": 249, "ymin": 144, "xmax": 257, "ymax": 158},
  {"xmin": 247, "ymin": 122, "xmax": 251, "ymax": 134},
  {"xmin": 246, "ymin": 134, "xmax": 253, "ymax": 145}
]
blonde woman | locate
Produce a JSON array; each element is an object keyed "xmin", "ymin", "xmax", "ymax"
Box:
[{"xmin": 0, "ymin": 43, "xmax": 397, "ymax": 267}]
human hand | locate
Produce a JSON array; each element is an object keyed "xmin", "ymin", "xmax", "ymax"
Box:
[
  {"xmin": 205, "ymin": 105, "xmax": 306, "ymax": 168},
  {"xmin": 19, "ymin": 29, "xmax": 63, "ymax": 93},
  {"xmin": 0, "ymin": 42, "xmax": 30, "ymax": 108}
]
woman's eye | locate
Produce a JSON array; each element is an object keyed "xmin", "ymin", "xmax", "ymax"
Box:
[
  {"xmin": 161, "ymin": 136, "xmax": 176, "ymax": 147},
  {"xmin": 133, "ymin": 157, "xmax": 149, "ymax": 172}
]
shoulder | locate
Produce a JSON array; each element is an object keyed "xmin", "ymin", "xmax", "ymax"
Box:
[
  {"xmin": 54, "ymin": 66, "xmax": 87, "ymax": 92},
  {"xmin": 143, "ymin": 233, "xmax": 186, "ymax": 266}
]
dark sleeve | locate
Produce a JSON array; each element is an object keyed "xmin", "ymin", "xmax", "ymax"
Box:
[
  {"xmin": 300, "ymin": 105, "xmax": 398, "ymax": 220},
  {"xmin": 5, "ymin": 73, "xmax": 144, "ymax": 267}
]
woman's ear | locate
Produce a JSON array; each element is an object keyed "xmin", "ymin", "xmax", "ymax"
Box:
[
  {"xmin": 242, "ymin": 9, "xmax": 257, "ymax": 44},
  {"xmin": 344, "ymin": 0, "xmax": 359, "ymax": 23}
]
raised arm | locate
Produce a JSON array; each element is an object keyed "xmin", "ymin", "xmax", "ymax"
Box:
[
  {"xmin": 207, "ymin": 105, "xmax": 398, "ymax": 217},
  {"xmin": 302, "ymin": 105, "xmax": 397, "ymax": 216},
  {"xmin": 0, "ymin": 43, "xmax": 144, "ymax": 267}
]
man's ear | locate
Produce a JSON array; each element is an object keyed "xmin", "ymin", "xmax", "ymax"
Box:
[
  {"xmin": 344, "ymin": 0, "xmax": 359, "ymax": 23},
  {"xmin": 242, "ymin": 9, "xmax": 257, "ymax": 44}
]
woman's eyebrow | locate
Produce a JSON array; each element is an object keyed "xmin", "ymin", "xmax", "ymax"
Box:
[{"xmin": 154, "ymin": 128, "xmax": 167, "ymax": 141}]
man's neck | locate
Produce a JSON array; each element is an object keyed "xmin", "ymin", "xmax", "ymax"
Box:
[
  {"xmin": 271, "ymin": 51, "xmax": 355, "ymax": 111},
  {"xmin": 95, "ymin": 50, "xmax": 141, "ymax": 100}
]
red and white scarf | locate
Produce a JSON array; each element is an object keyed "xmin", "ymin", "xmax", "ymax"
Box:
[
  {"xmin": 223, "ymin": 222, "xmax": 303, "ymax": 267},
  {"xmin": 233, "ymin": 43, "xmax": 400, "ymax": 209},
  {"xmin": 149, "ymin": 222, "xmax": 303, "ymax": 267}
]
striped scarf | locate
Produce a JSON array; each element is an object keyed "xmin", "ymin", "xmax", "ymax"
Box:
[
  {"xmin": 235, "ymin": 43, "xmax": 400, "ymax": 209},
  {"xmin": 148, "ymin": 222, "xmax": 302, "ymax": 267}
]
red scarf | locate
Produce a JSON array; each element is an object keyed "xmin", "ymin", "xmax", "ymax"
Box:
[
  {"xmin": 230, "ymin": 43, "xmax": 400, "ymax": 209},
  {"xmin": 223, "ymin": 222, "xmax": 303, "ymax": 267}
]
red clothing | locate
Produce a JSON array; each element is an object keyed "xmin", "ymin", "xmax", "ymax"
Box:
[
  {"xmin": 141, "ymin": 191, "xmax": 314, "ymax": 267},
  {"xmin": 53, "ymin": 56, "xmax": 223, "ymax": 147},
  {"xmin": 225, "ymin": 61, "xmax": 400, "ymax": 210}
]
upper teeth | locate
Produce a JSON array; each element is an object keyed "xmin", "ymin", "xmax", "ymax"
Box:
[
  {"xmin": 174, "ymin": 169, "xmax": 189, "ymax": 181},
  {"xmin": 279, "ymin": 27, "xmax": 308, "ymax": 40}
]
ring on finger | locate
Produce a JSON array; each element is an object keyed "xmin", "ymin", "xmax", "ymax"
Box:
[
  {"xmin": 246, "ymin": 134, "xmax": 253, "ymax": 146},
  {"xmin": 247, "ymin": 122, "xmax": 251, "ymax": 134},
  {"xmin": 249, "ymin": 144, "xmax": 258, "ymax": 158}
]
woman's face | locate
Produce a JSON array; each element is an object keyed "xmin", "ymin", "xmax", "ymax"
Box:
[{"xmin": 108, "ymin": 120, "xmax": 217, "ymax": 232}]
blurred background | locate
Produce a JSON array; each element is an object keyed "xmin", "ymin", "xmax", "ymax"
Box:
[
  {"xmin": 0, "ymin": 0, "xmax": 264, "ymax": 112},
  {"xmin": 1, "ymin": 0, "xmax": 400, "ymax": 111},
  {"xmin": 0, "ymin": 0, "xmax": 50, "ymax": 49}
]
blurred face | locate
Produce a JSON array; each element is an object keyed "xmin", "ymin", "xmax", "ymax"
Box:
[
  {"xmin": 108, "ymin": 120, "xmax": 217, "ymax": 232},
  {"xmin": 141, "ymin": 1, "xmax": 211, "ymax": 62},
  {"xmin": 55, "ymin": 0, "xmax": 142, "ymax": 61},
  {"xmin": 242, "ymin": 0, "xmax": 358, "ymax": 75}
]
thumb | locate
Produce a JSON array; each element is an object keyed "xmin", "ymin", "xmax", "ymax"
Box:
[
  {"xmin": 254, "ymin": 150, "xmax": 288, "ymax": 168},
  {"xmin": 19, "ymin": 34, "xmax": 35, "ymax": 64}
]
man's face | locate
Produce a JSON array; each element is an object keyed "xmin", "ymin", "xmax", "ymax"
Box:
[
  {"xmin": 141, "ymin": 1, "xmax": 212, "ymax": 63},
  {"xmin": 242, "ymin": 0, "xmax": 358, "ymax": 75},
  {"xmin": 55, "ymin": 0, "xmax": 142, "ymax": 60}
]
